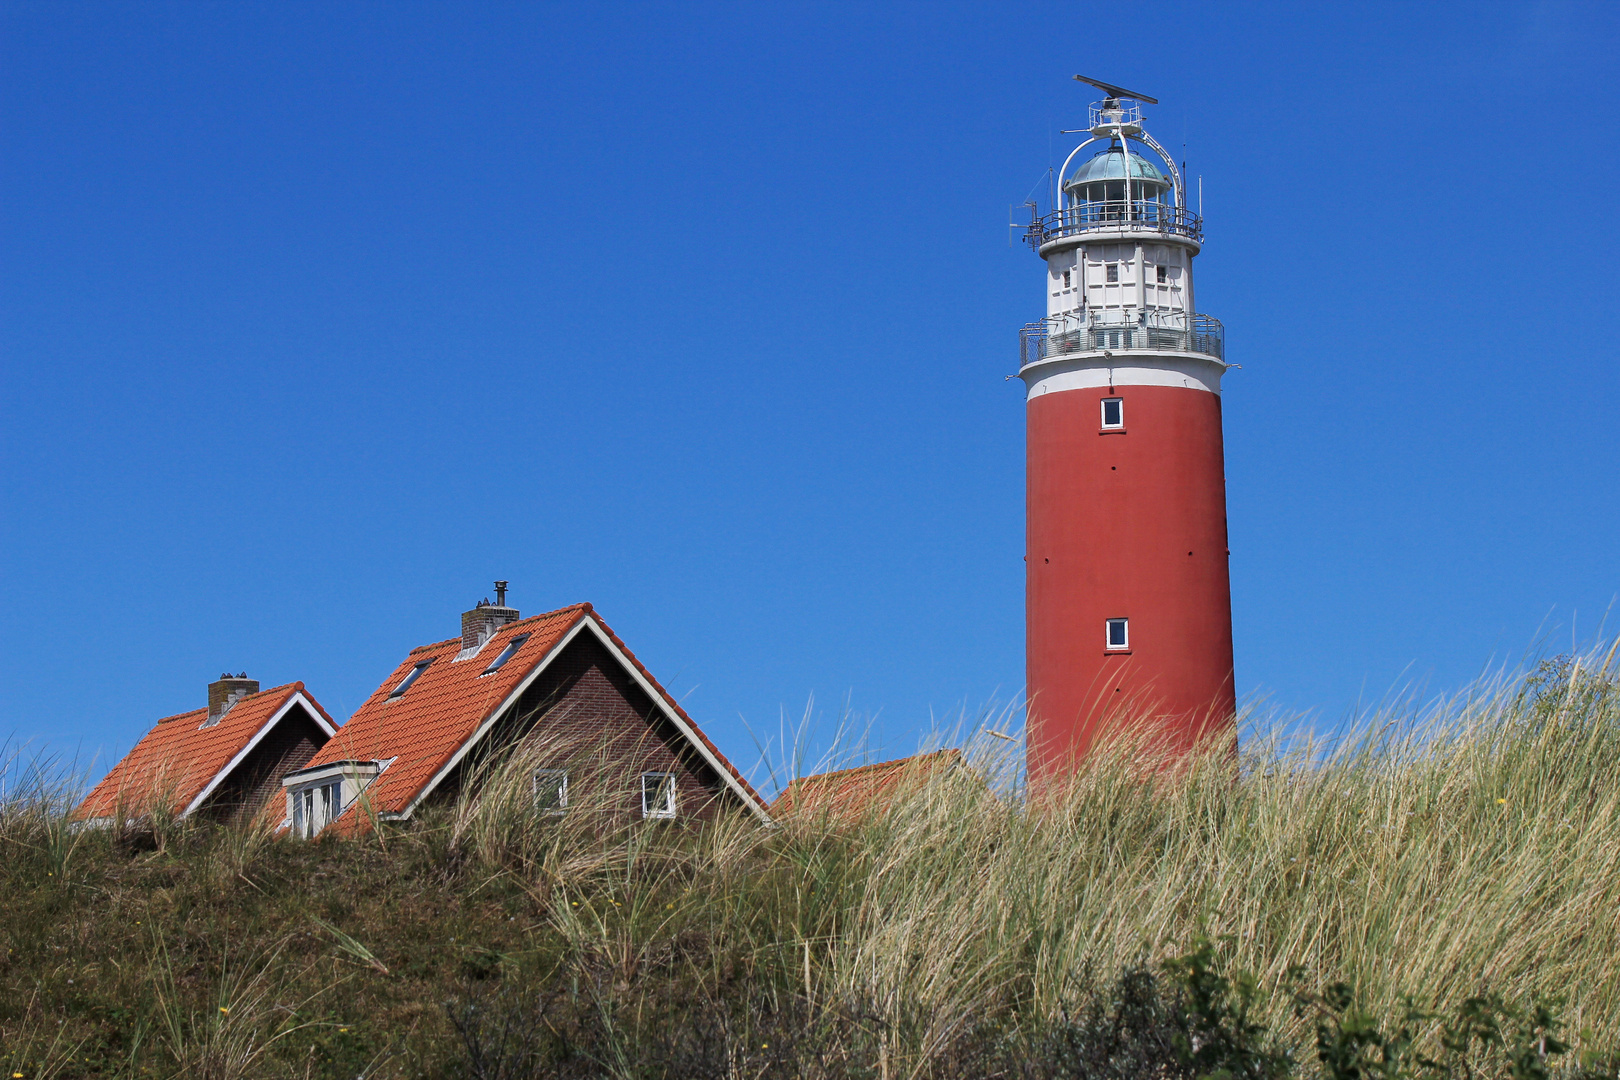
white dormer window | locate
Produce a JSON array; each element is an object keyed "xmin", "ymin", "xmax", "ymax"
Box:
[
  {"xmin": 1101, "ymin": 397, "xmax": 1124, "ymax": 428},
  {"xmin": 642, "ymin": 773, "xmax": 677, "ymax": 819},
  {"xmin": 1106, "ymin": 618, "xmax": 1130, "ymax": 650},
  {"xmin": 292, "ymin": 780, "xmax": 343, "ymax": 839},
  {"xmin": 282, "ymin": 759, "xmax": 386, "ymax": 839}
]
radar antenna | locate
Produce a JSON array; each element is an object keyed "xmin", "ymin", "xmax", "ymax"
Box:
[{"xmin": 1073, "ymin": 74, "xmax": 1158, "ymax": 105}]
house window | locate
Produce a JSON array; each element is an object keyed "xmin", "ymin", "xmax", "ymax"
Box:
[
  {"xmin": 389, "ymin": 659, "xmax": 432, "ymax": 699},
  {"xmin": 294, "ymin": 780, "xmax": 343, "ymax": 838},
  {"xmin": 534, "ymin": 769, "xmax": 568, "ymax": 814},
  {"xmin": 1106, "ymin": 263, "xmax": 1119, "ymax": 283},
  {"xmin": 1106, "ymin": 618, "xmax": 1130, "ymax": 650},
  {"xmin": 1100, "ymin": 397, "xmax": 1124, "ymax": 428},
  {"xmin": 641, "ymin": 773, "xmax": 677, "ymax": 819},
  {"xmin": 482, "ymin": 633, "xmax": 531, "ymax": 675},
  {"xmin": 1156, "ymin": 264, "xmax": 1168, "ymax": 283}
]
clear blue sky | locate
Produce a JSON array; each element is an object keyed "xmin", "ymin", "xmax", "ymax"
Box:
[{"xmin": 3, "ymin": 2, "xmax": 1617, "ymax": 791}]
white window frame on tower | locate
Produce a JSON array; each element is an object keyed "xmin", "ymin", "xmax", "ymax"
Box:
[
  {"xmin": 1106, "ymin": 618, "xmax": 1130, "ymax": 651},
  {"xmin": 1100, "ymin": 398, "xmax": 1124, "ymax": 429}
]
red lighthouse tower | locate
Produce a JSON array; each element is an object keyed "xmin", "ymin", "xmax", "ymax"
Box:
[{"xmin": 1021, "ymin": 77, "xmax": 1235, "ymax": 793}]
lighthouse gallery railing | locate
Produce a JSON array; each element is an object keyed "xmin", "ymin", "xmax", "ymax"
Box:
[
  {"xmin": 1020, "ymin": 313, "xmax": 1225, "ymax": 367},
  {"xmin": 1025, "ymin": 202, "xmax": 1204, "ymax": 248}
]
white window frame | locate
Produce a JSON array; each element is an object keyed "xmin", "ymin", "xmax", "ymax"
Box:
[
  {"xmin": 1106, "ymin": 263, "xmax": 1119, "ymax": 283},
  {"xmin": 301, "ymin": 787, "xmax": 317, "ymax": 838},
  {"xmin": 641, "ymin": 772, "xmax": 677, "ymax": 820},
  {"xmin": 1100, "ymin": 397, "xmax": 1124, "ymax": 429},
  {"xmin": 1106, "ymin": 618, "xmax": 1130, "ymax": 650},
  {"xmin": 295, "ymin": 780, "xmax": 343, "ymax": 838},
  {"xmin": 533, "ymin": 768, "xmax": 569, "ymax": 815}
]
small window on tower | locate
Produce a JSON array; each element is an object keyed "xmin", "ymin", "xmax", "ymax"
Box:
[
  {"xmin": 1157, "ymin": 265, "xmax": 1167, "ymax": 283},
  {"xmin": 1106, "ymin": 618, "xmax": 1130, "ymax": 650},
  {"xmin": 1100, "ymin": 397, "xmax": 1124, "ymax": 428},
  {"xmin": 1062, "ymin": 269, "xmax": 1071, "ymax": 288},
  {"xmin": 1106, "ymin": 264, "xmax": 1120, "ymax": 283}
]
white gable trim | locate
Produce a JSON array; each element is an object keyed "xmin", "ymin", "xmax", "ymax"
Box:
[
  {"xmin": 396, "ymin": 614, "xmax": 770, "ymax": 822},
  {"xmin": 576, "ymin": 618, "xmax": 771, "ymax": 823},
  {"xmin": 398, "ymin": 616, "xmax": 596, "ymax": 818},
  {"xmin": 181, "ymin": 691, "xmax": 339, "ymax": 819}
]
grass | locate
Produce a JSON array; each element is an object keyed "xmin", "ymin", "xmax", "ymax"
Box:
[{"xmin": 1, "ymin": 647, "xmax": 1618, "ymax": 1078}]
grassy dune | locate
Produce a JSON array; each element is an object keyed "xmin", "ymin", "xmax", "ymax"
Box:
[{"xmin": 2, "ymin": 648, "xmax": 1618, "ymax": 1078}]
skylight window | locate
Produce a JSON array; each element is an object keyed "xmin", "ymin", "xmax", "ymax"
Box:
[
  {"xmin": 482, "ymin": 633, "xmax": 531, "ymax": 676},
  {"xmin": 388, "ymin": 659, "xmax": 433, "ymax": 700}
]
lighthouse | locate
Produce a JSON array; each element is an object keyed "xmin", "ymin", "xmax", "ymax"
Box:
[{"xmin": 1021, "ymin": 77, "xmax": 1235, "ymax": 793}]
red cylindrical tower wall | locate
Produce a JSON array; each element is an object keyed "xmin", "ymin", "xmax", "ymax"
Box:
[{"xmin": 1025, "ymin": 381, "xmax": 1235, "ymax": 793}]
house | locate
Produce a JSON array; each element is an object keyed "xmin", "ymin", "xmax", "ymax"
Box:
[
  {"xmin": 769, "ymin": 748, "xmax": 965, "ymax": 821},
  {"xmin": 283, "ymin": 586, "xmax": 769, "ymax": 837},
  {"xmin": 74, "ymin": 676, "xmax": 337, "ymax": 827}
]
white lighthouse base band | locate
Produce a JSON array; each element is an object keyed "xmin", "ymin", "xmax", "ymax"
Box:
[{"xmin": 1022, "ymin": 353, "xmax": 1226, "ymax": 399}]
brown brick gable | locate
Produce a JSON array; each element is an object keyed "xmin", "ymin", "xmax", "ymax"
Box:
[
  {"xmin": 200, "ymin": 706, "xmax": 329, "ymax": 824},
  {"xmin": 430, "ymin": 631, "xmax": 739, "ymax": 823}
]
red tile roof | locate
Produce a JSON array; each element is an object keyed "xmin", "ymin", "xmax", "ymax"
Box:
[
  {"xmin": 306, "ymin": 603, "xmax": 767, "ymax": 825},
  {"xmin": 769, "ymin": 748, "xmax": 964, "ymax": 819},
  {"xmin": 74, "ymin": 683, "xmax": 336, "ymax": 821}
]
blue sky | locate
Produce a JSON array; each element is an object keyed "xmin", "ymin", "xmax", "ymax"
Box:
[{"xmin": 3, "ymin": 2, "xmax": 1617, "ymax": 791}]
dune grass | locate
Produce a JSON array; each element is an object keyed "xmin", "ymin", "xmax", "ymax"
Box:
[{"xmin": 1, "ymin": 647, "xmax": 1618, "ymax": 1078}]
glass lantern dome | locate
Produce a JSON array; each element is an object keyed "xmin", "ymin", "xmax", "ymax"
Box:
[{"xmin": 1063, "ymin": 145, "xmax": 1173, "ymax": 208}]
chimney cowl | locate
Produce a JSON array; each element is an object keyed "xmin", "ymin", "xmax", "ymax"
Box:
[
  {"xmin": 461, "ymin": 581, "xmax": 519, "ymax": 653},
  {"xmin": 206, "ymin": 674, "xmax": 260, "ymax": 727}
]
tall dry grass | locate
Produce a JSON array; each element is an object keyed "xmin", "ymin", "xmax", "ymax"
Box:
[
  {"xmin": 447, "ymin": 645, "xmax": 1620, "ymax": 1073},
  {"xmin": 3, "ymin": 646, "xmax": 1617, "ymax": 1077}
]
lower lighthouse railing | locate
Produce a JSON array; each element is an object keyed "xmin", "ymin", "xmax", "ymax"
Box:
[{"xmin": 1020, "ymin": 311, "xmax": 1225, "ymax": 368}]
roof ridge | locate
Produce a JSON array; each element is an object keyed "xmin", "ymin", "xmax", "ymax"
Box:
[
  {"xmin": 155, "ymin": 682, "xmax": 303, "ymax": 725},
  {"xmin": 787, "ymin": 748, "xmax": 960, "ymax": 787},
  {"xmin": 503, "ymin": 603, "xmax": 591, "ymax": 631},
  {"xmin": 405, "ymin": 604, "xmax": 595, "ymax": 657},
  {"xmin": 409, "ymin": 636, "xmax": 462, "ymax": 656},
  {"xmin": 249, "ymin": 682, "xmax": 300, "ymax": 697}
]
